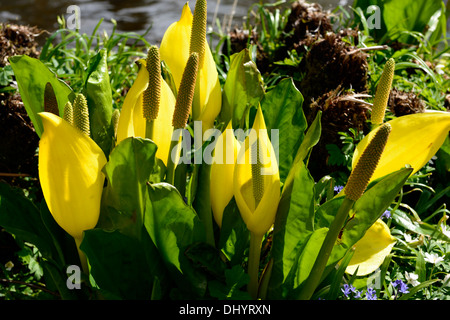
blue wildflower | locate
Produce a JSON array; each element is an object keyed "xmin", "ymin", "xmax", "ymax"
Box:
[
  {"xmin": 381, "ymin": 210, "xmax": 391, "ymax": 219},
  {"xmin": 365, "ymin": 287, "xmax": 377, "ymax": 300},
  {"xmin": 334, "ymin": 185, "xmax": 344, "ymax": 193},
  {"xmin": 392, "ymin": 279, "xmax": 409, "ymax": 294},
  {"xmin": 341, "ymin": 284, "xmax": 356, "ymax": 298}
]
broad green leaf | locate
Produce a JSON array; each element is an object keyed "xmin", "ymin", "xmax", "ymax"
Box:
[
  {"xmin": 83, "ymin": 49, "xmax": 114, "ymax": 157},
  {"xmin": 99, "ymin": 137, "xmax": 159, "ymax": 238},
  {"xmin": 218, "ymin": 198, "xmax": 250, "ymax": 265},
  {"xmin": 144, "ymin": 182, "xmax": 207, "ymax": 297},
  {"xmin": 0, "ymin": 182, "xmax": 54, "ymax": 259},
  {"xmin": 294, "ymin": 227, "xmax": 329, "ymax": 289},
  {"xmin": 353, "ymin": 0, "xmax": 442, "ymax": 44},
  {"xmin": 261, "ymin": 78, "xmax": 307, "ymax": 182},
  {"xmin": 81, "ymin": 228, "xmax": 157, "ymax": 299},
  {"xmin": 221, "ymin": 48, "xmax": 265, "ymax": 129},
  {"xmin": 144, "ymin": 183, "xmax": 205, "ymax": 270},
  {"xmin": 9, "ymin": 55, "xmax": 75, "ymax": 136},
  {"xmin": 267, "ymin": 161, "xmax": 316, "ymax": 299}
]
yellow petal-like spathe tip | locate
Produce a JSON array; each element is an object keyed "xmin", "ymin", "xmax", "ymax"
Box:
[
  {"xmin": 38, "ymin": 112, "xmax": 107, "ymax": 240},
  {"xmin": 346, "ymin": 219, "xmax": 396, "ymax": 276},
  {"xmin": 210, "ymin": 121, "xmax": 240, "ymax": 227},
  {"xmin": 233, "ymin": 108, "xmax": 280, "ymax": 236},
  {"xmin": 116, "ymin": 59, "xmax": 148, "ymax": 143},
  {"xmin": 352, "ymin": 112, "xmax": 450, "ymax": 183},
  {"xmin": 159, "ymin": 3, "xmax": 193, "ymax": 89},
  {"xmin": 159, "ymin": 2, "xmax": 222, "ymax": 134}
]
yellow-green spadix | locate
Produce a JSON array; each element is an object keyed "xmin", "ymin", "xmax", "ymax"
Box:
[
  {"xmin": 116, "ymin": 57, "xmax": 176, "ymax": 166},
  {"xmin": 352, "ymin": 112, "xmax": 450, "ymax": 183},
  {"xmin": 38, "ymin": 112, "xmax": 107, "ymax": 241},
  {"xmin": 233, "ymin": 107, "xmax": 280, "ymax": 236}
]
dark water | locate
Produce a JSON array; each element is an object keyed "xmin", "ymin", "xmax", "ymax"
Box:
[{"xmin": 0, "ymin": 0, "xmax": 345, "ymax": 44}]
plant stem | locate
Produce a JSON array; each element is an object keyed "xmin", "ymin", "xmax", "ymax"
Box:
[
  {"xmin": 145, "ymin": 119, "xmax": 155, "ymax": 141},
  {"xmin": 193, "ymin": 163, "xmax": 215, "ymax": 247},
  {"xmin": 166, "ymin": 129, "xmax": 181, "ymax": 185},
  {"xmin": 297, "ymin": 197, "xmax": 355, "ymax": 300},
  {"xmin": 75, "ymin": 237, "xmax": 88, "ymax": 274},
  {"xmin": 248, "ymin": 232, "xmax": 263, "ymax": 299}
]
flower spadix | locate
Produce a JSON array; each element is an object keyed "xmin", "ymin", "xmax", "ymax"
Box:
[
  {"xmin": 352, "ymin": 112, "xmax": 450, "ymax": 183},
  {"xmin": 116, "ymin": 47, "xmax": 176, "ymax": 166},
  {"xmin": 160, "ymin": 1, "xmax": 222, "ymax": 134},
  {"xmin": 233, "ymin": 107, "xmax": 280, "ymax": 236},
  {"xmin": 346, "ymin": 219, "xmax": 396, "ymax": 276},
  {"xmin": 210, "ymin": 121, "xmax": 240, "ymax": 227},
  {"xmin": 38, "ymin": 112, "xmax": 107, "ymax": 241}
]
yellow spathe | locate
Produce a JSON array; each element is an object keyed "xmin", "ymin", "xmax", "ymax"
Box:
[
  {"xmin": 159, "ymin": 2, "xmax": 222, "ymax": 133},
  {"xmin": 352, "ymin": 112, "xmax": 450, "ymax": 183},
  {"xmin": 116, "ymin": 59, "xmax": 176, "ymax": 166},
  {"xmin": 233, "ymin": 107, "xmax": 280, "ymax": 236},
  {"xmin": 38, "ymin": 112, "xmax": 107, "ymax": 241},
  {"xmin": 210, "ymin": 121, "xmax": 240, "ymax": 227},
  {"xmin": 346, "ymin": 219, "xmax": 396, "ymax": 276}
]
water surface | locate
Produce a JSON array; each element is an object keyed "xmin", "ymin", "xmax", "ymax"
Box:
[{"xmin": 0, "ymin": 0, "xmax": 345, "ymax": 44}]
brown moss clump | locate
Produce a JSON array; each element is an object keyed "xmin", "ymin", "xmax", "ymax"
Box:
[
  {"xmin": 0, "ymin": 93, "xmax": 39, "ymax": 177},
  {"xmin": 0, "ymin": 23, "xmax": 43, "ymax": 67},
  {"xmin": 388, "ymin": 88, "xmax": 426, "ymax": 116},
  {"xmin": 299, "ymin": 33, "xmax": 369, "ymax": 114},
  {"xmin": 308, "ymin": 88, "xmax": 371, "ymax": 179},
  {"xmin": 283, "ymin": 0, "xmax": 333, "ymax": 53}
]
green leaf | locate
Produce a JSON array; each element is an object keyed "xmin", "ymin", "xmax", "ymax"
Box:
[
  {"xmin": 99, "ymin": 137, "xmax": 159, "ymax": 238},
  {"xmin": 9, "ymin": 55, "xmax": 75, "ymax": 136},
  {"xmin": 392, "ymin": 209, "xmax": 450, "ymax": 242},
  {"xmin": 221, "ymin": 48, "xmax": 265, "ymax": 129},
  {"xmin": 81, "ymin": 228, "xmax": 156, "ymax": 299},
  {"xmin": 83, "ymin": 49, "xmax": 114, "ymax": 157},
  {"xmin": 267, "ymin": 161, "xmax": 316, "ymax": 299},
  {"xmin": 144, "ymin": 183, "xmax": 205, "ymax": 271},
  {"xmin": 218, "ymin": 198, "xmax": 250, "ymax": 265},
  {"xmin": 328, "ymin": 167, "xmax": 413, "ymax": 268},
  {"xmin": 261, "ymin": 78, "xmax": 307, "ymax": 182},
  {"xmin": 0, "ymin": 182, "xmax": 54, "ymax": 259},
  {"xmin": 144, "ymin": 183, "xmax": 207, "ymax": 297},
  {"xmin": 353, "ymin": 0, "xmax": 442, "ymax": 44}
]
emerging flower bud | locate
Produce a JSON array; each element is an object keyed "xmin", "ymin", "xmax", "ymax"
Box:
[{"xmin": 44, "ymin": 82, "xmax": 59, "ymax": 116}]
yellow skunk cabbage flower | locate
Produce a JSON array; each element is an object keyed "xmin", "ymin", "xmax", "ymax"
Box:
[
  {"xmin": 210, "ymin": 121, "xmax": 240, "ymax": 227},
  {"xmin": 116, "ymin": 59, "xmax": 176, "ymax": 166},
  {"xmin": 233, "ymin": 107, "xmax": 280, "ymax": 236},
  {"xmin": 346, "ymin": 219, "xmax": 396, "ymax": 276},
  {"xmin": 38, "ymin": 112, "xmax": 107, "ymax": 242},
  {"xmin": 352, "ymin": 112, "xmax": 450, "ymax": 183},
  {"xmin": 159, "ymin": 1, "xmax": 222, "ymax": 134}
]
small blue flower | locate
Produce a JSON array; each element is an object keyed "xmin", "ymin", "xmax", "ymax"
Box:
[
  {"xmin": 341, "ymin": 284, "xmax": 356, "ymax": 298},
  {"xmin": 365, "ymin": 287, "xmax": 377, "ymax": 300},
  {"xmin": 334, "ymin": 185, "xmax": 344, "ymax": 193},
  {"xmin": 381, "ymin": 210, "xmax": 391, "ymax": 219},
  {"xmin": 392, "ymin": 279, "xmax": 409, "ymax": 294},
  {"xmin": 353, "ymin": 290, "xmax": 362, "ymax": 299}
]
